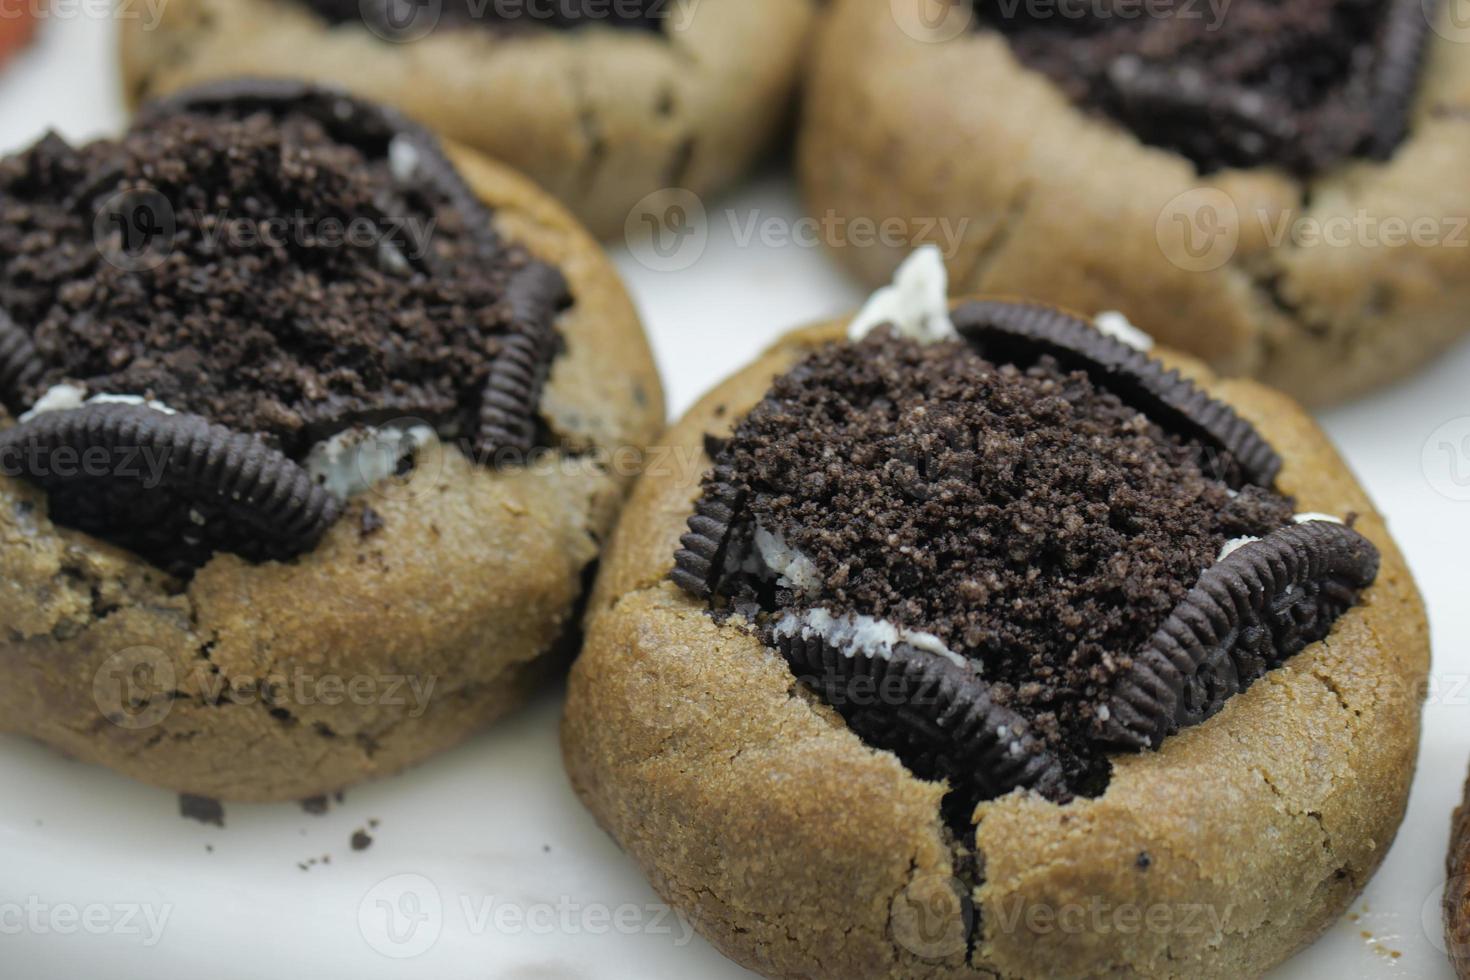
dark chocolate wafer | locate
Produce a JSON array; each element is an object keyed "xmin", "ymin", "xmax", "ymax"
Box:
[
  {"xmin": 1368, "ymin": 0, "xmax": 1437, "ymax": 159},
  {"xmin": 1097, "ymin": 520, "xmax": 1380, "ymax": 750},
  {"xmin": 670, "ymin": 465, "xmax": 747, "ymax": 599},
  {"xmin": 953, "ymin": 300, "xmax": 1283, "ymax": 488},
  {"xmin": 0, "ymin": 404, "xmax": 340, "ymax": 576},
  {"xmin": 775, "ymin": 627, "xmax": 1069, "ymax": 805},
  {"xmin": 478, "ymin": 262, "xmax": 571, "ymax": 457},
  {"xmin": 0, "ymin": 309, "xmax": 40, "ymax": 409}
]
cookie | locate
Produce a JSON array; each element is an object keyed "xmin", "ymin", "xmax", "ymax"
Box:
[
  {"xmin": 119, "ymin": 0, "xmax": 817, "ymax": 239},
  {"xmin": 1447, "ymin": 771, "xmax": 1470, "ymax": 977},
  {"xmin": 799, "ymin": 0, "xmax": 1470, "ymax": 404},
  {"xmin": 0, "ymin": 81, "xmax": 664, "ymax": 801},
  {"xmin": 563, "ymin": 283, "xmax": 1426, "ymax": 977}
]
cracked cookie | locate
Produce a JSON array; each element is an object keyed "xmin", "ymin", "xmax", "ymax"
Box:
[
  {"xmin": 119, "ymin": 0, "xmax": 817, "ymax": 239},
  {"xmin": 1446, "ymin": 769, "xmax": 1470, "ymax": 977},
  {"xmin": 0, "ymin": 79, "xmax": 663, "ymax": 802},
  {"xmin": 562, "ymin": 251, "xmax": 1427, "ymax": 978},
  {"xmin": 799, "ymin": 0, "xmax": 1470, "ymax": 404}
]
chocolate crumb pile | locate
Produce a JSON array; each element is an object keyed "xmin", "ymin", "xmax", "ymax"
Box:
[
  {"xmin": 0, "ymin": 101, "xmax": 556, "ymax": 458},
  {"xmin": 692, "ymin": 330, "xmax": 1298, "ymax": 802},
  {"xmin": 973, "ymin": 0, "xmax": 1432, "ymax": 173},
  {"xmin": 304, "ymin": 0, "xmax": 667, "ymax": 34}
]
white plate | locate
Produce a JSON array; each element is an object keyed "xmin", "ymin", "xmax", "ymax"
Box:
[{"xmin": 1, "ymin": 14, "xmax": 1466, "ymax": 979}]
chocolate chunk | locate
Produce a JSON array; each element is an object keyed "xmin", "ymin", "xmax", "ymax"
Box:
[
  {"xmin": 974, "ymin": 0, "xmax": 1434, "ymax": 174},
  {"xmin": 952, "ymin": 301, "xmax": 1282, "ymax": 488},
  {"xmin": 1098, "ymin": 520, "xmax": 1380, "ymax": 750},
  {"xmin": 0, "ymin": 404, "xmax": 340, "ymax": 576},
  {"xmin": 670, "ymin": 465, "xmax": 747, "ymax": 599},
  {"xmin": 776, "ymin": 628, "xmax": 1068, "ymax": 809}
]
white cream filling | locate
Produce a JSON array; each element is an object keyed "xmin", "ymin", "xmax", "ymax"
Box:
[
  {"xmin": 1094, "ymin": 310, "xmax": 1155, "ymax": 352},
  {"xmin": 388, "ymin": 135, "xmax": 420, "ymax": 182},
  {"xmin": 773, "ymin": 607, "xmax": 969, "ymax": 671},
  {"xmin": 304, "ymin": 423, "xmax": 438, "ymax": 501},
  {"xmin": 753, "ymin": 525, "xmax": 823, "ymax": 595},
  {"xmin": 1216, "ymin": 513, "xmax": 1344, "ymax": 562},
  {"xmin": 1217, "ymin": 536, "xmax": 1261, "ymax": 561},
  {"xmin": 19, "ymin": 383, "xmax": 178, "ymax": 422},
  {"xmin": 848, "ymin": 245, "xmax": 957, "ymax": 344}
]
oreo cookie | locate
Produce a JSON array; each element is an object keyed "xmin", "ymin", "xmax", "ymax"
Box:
[
  {"xmin": 670, "ymin": 465, "xmax": 747, "ymax": 600},
  {"xmin": 776, "ymin": 628, "xmax": 1069, "ymax": 809},
  {"xmin": 0, "ymin": 404, "xmax": 340, "ymax": 577},
  {"xmin": 479, "ymin": 262, "xmax": 570, "ymax": 457},
  {"xmin": 952, "ymin": 300, "xmax": 1282, "ymax": 488},
  {"xmin": 0, "ymin": 309, "xmax": 40, "ymax": 407},
  {"xmin": 974, "ymin": 0, "xmax": 1435, "ymax": 174},
  {"xmin": 1097, "ymin": 520, "xmax": 1380, "ymax": 750}
]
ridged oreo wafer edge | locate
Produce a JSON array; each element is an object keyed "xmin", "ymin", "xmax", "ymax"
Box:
[
  {"xmin": 1368, "ymin": 0, "xmax": 1436, "ymax": 159},
  {"xmin": 775, "ymin": 629, "xmax": 1069, "ymax": 802},
  {"xmin": 477, "ymin": 263, "xmax": 569, "ymax": 458},
  {"xmin": 0, "ymin": 310, "xmax": 41, "ymax": 409},
  {"xmin": 0, "ymin": 403, "xmax": 341, "ymax": 573},
  {"xmin": 670, "ymin": 465, "xmax": 747, "ymax": 599},
  {"xmin": 1097, "ymin": 520, "xmax": 1380, "ymax": 750},
  {"xmin": 952, "ymin": 300, "xmax": 1283, "ymax": 487}
]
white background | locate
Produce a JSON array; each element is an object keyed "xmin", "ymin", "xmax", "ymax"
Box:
[{"xmin": 2, "ymin": 13, "xmax": 1469, "ymax": 980}]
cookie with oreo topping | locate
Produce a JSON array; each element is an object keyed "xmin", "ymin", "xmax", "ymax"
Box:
[
  {"xmin": 800, "ymin": 0, "xmax": 1470, "ymax": 405},
  {"xmin": 564, "ymin": 277, "xmax": 1425, "ymax": 979},
  {"xmin": 0, "ymin": 80, "xmax": 663, "ymax": 802},
  {"xmin": 120, "ymin": 0, "xmax": 817, "ymax": 238}
]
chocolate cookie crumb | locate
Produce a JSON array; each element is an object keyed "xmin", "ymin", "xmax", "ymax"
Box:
[
  {"xmin": 300, "ymin": 796, "xmax": 330, "ymax": 815},
  {"xmin": 180, "ymin": 794, "xmax": 224, "ymax": 827},
  {"xmin": 677, "ymin": 326, "xmax": 1310, "ymax": 812},
  {"xmin": 351, "ymin": 829, "xmax": 373, "ymax": 851}
]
